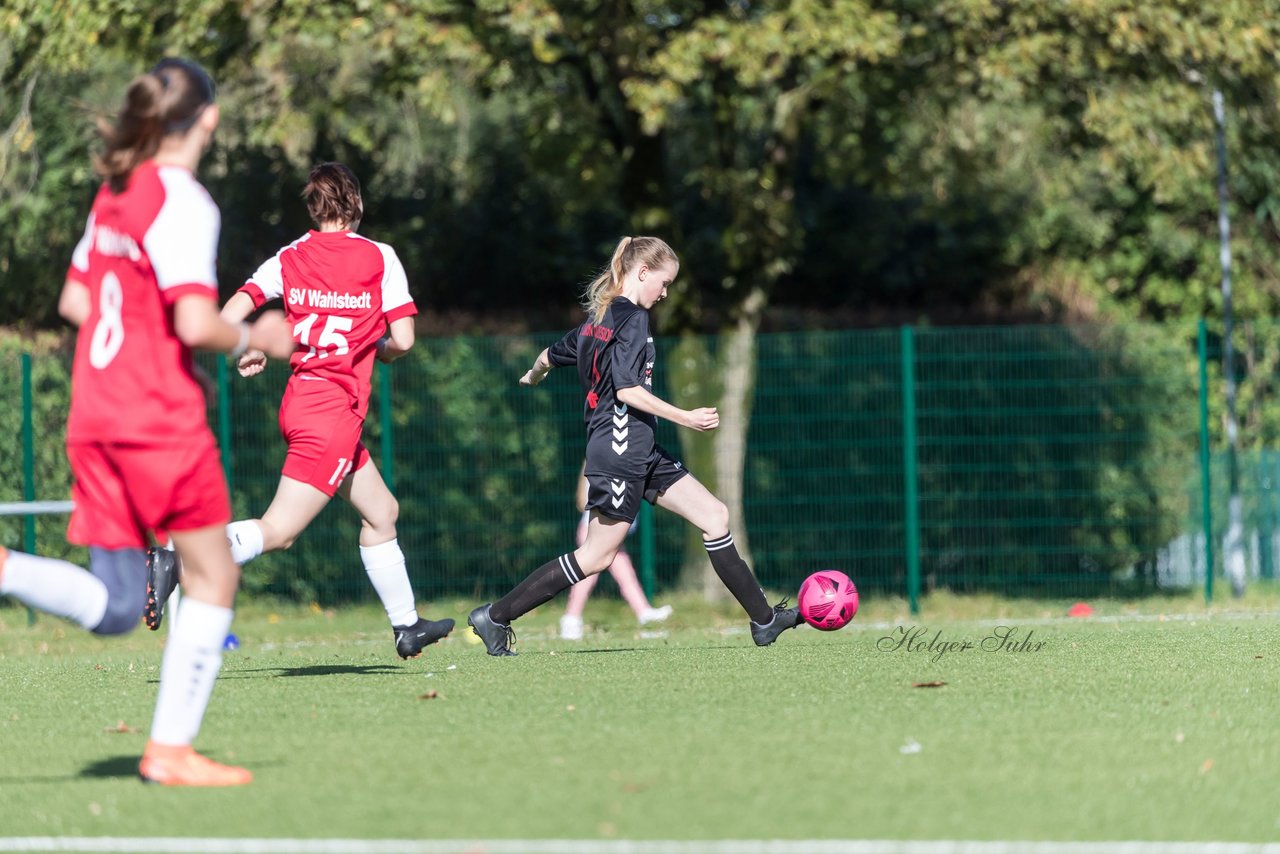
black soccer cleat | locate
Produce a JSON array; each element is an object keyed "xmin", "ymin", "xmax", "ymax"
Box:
[
  {"xmin": 750, "ymin": 598, "xmax": 803, "ymax": 647},
  {"xmin": 467, "ymin": 604, "xmax": 517, "ymax": 656},
  {"xmin": 393, "ymin": 616, "xmax": 456, "ymax": 659},
  {"xmin": 144, "ymin": 547, "xmax": 180, "ymax": 631}
]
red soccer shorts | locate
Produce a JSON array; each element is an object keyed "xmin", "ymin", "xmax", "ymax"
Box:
[
  {"xmin": 66, "ymin": 431, "xmax": 231, "ymax": 549},
  {"xmin": 278, "ymin": 378, "xmax": 371, "ymax": 497}
]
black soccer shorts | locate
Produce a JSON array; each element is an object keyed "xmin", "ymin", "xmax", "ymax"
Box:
[{"xmin": 584, "ymin": 443, "xmax": 689, "ymax": 522}]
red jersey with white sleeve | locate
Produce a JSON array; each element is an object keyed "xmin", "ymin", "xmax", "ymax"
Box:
[
  {"xmin": 239, "ymin": 230, "xmax": 416, "ymax": 418},
  {"xmin": 65, "ymin": 160, "xmax": 221, "ymax": 444}
]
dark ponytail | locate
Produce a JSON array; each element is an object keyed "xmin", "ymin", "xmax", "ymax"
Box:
[{"xmin": 95, "ymin": 58, "xmax": 216, "ymax": 193}]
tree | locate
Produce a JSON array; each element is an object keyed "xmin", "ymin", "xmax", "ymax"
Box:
[{"xmin": 443, "ymin": 1, "xmax": 903, "ymax": 595}]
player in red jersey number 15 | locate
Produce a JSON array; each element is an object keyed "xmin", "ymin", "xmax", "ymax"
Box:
[{"xmin": 146, "ymin": 163, "xmax": 453, "ymax": 658}]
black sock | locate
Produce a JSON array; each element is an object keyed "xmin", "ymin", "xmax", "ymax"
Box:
[
  {"xmin": 704, "ymin": 532, "xmax": 773, "ymax": 624},
  {"xmin": 491, "ymin": 553, "xmax": 582, "ymax": 624}
]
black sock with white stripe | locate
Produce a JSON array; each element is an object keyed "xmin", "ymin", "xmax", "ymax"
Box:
[
  {"xmin": 704, "ymin": 532, "xmax": 774, "ymax": 624},
  {"xmin": 490, "ymin": 553, "xmax": 582, "ymax": 624}
]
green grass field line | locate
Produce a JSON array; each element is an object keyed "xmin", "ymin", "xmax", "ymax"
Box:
[{"xmin": 1, "ymin": 596, "xmax": 1278, "ymax": 842}]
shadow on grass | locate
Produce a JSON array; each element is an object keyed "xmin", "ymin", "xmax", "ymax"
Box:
[
  {"xmin": 80, "ymin": 755, "xmax": 140, "ymax": 779},
  {"xmin": 554, "ymin": 645, "xmax": 764, "ymax": 654},
  {"xmin": 555, "ymin": 644, "xmax": 764, "ymax": 654},
  {"xmin": 235, "ymin": 664, "xmax": 407, "ymax": 678},
  {"xmin": 76, "ymin": 754, "xmax": 285, "ymax": 780},
  {"xmin": 147, "ymin": 663, "xmax": 409, "ymax": 684},
  {"xmin": 0, "ymin": 756, "xmax": 139, "ymax": 784},
  {"xmin": 559, "ymin": 647, "xmax": 646, "ymax": 655}
]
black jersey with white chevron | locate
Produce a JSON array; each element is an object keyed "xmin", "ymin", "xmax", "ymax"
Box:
[{"xmin": 547, "ymin": 297, "xmax": 657, "ymax": 478}]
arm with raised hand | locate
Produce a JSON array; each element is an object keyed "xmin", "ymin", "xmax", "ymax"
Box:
[{"xmin": 520, "ymin": 348, "xmax": 554, "ymax": 386}]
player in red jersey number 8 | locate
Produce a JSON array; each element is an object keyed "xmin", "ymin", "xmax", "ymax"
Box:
[{"xmin": 0, "ymin": 58, "xmax": 294, "ymax": 787}]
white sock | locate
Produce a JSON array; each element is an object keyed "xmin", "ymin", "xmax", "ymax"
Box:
[
  {"xmin": 0, "ymin": 550, "xmax": 108, "ymax": 630},
  {"xmin": 226, "ymin": 521, "xmax": 264, "ymax": 565},
  {"xmin": 149, "ymin": 598, "xmax": 233, "ymax": 746},
  {"xmin": 359, "ymin": 539, "xmax": 418, "ymax": 627}
]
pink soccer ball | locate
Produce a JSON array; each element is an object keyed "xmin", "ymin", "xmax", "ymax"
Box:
[{"xmin": 798, "ymin": 570, "xmax": 859, "ymax": 631}]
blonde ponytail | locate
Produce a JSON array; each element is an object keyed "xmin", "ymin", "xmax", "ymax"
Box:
[{"xmin": 582, "ymin": 235, "xmax": 677, "ymax": 323}]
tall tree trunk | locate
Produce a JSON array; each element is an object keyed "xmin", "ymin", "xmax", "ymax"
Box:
[{"xmin": 675, "ymin": 287, "xmax": 767, "ymax": 601}]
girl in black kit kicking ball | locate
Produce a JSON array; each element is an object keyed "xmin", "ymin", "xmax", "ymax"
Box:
[{"xmin": 467, "ymin": 236, "xmax": 800, "ymax": 655}]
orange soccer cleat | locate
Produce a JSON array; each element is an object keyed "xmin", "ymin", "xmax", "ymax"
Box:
[{"xmin": 138, "ymin": 742, "xmax": 252, "ymax": 787}]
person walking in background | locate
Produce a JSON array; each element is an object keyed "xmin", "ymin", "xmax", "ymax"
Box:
[
  {"xmin": 469, "ymin": 235, "xmax": 799, "ymax": 656},
  {"xmin": 146, "ymin": 162, "xmax": 454, "ymax": 659},
  {"xmin": 560, "ymin": 463, "xmax": 671, "ymax": 640},
  {"xmin": 0, "ymin": 58, "xmax": 295, "ymax": 785}
]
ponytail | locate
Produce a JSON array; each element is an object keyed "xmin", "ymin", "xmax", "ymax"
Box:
[
  {"xmin": 95, "ymin": 76, "xmax": 164, "ymax": 194},
  {"xmin": 94, "ymin": 58, "xmax": 216, "ymax": 193},
  {"xmin": 582, "ymin": 235, "xmax": 677, "ymax": 323},
  {"xmin": 583, "ymin": 237, "xmax": 631, "ymax": 324}
]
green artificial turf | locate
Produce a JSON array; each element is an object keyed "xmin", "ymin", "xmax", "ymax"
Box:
[{"xmin": 1, "ymin": 595, "xmax": 1277, "ymax": 843}]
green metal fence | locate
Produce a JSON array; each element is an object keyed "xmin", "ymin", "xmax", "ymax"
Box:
[{"xmin": 4, "ymin": 322, "xmax": 1278, "ymax": 608}]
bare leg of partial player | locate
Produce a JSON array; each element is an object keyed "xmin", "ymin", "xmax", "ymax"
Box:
[
  {"xmin": 562, "ymin": 572, "xmax": 602, "ymax": 619},
  {"xmin": 488, "ymin": 512, "xmax": 631, "ymax": 626},
  {"xmin": 562, "ymin": 517, "xmax": 670, "ymax": 639},
  {"xmin": 0, "ymin": 546, "xmax": 144, "ymax": 635}
]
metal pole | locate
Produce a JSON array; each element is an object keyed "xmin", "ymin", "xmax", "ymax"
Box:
[
  {"xmin": 21, "ymin": 353, "xmax": 36, "ymax": 625},
  {"xmin": 216, "ymin": 358, "xmax": 233, "ymax": 492},
  {"xmin": 1259, "ymin": 452, "xmax": 1273, "ymax": 580},
  {"xmin": 1198, "ymin": 320, "xmax": 1215, "ymax": 603},
  {"xmin": 1213, "ymin": 89, "xmax": 1246, "ymax": 597},
  {"xmin": 1271, "ymin": 451, "xmax": 1280, "ymax": 580},
  {"xmin": 901, "ymin": 326, "xmax": 921, "ymax": 615},
  {"xmin": 21, "ymin": 353, "xmax": 35, "ymax": 552},
  {"xmin": 639, "ymin": 500, "xmax": 655, "ymax": 599}
]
